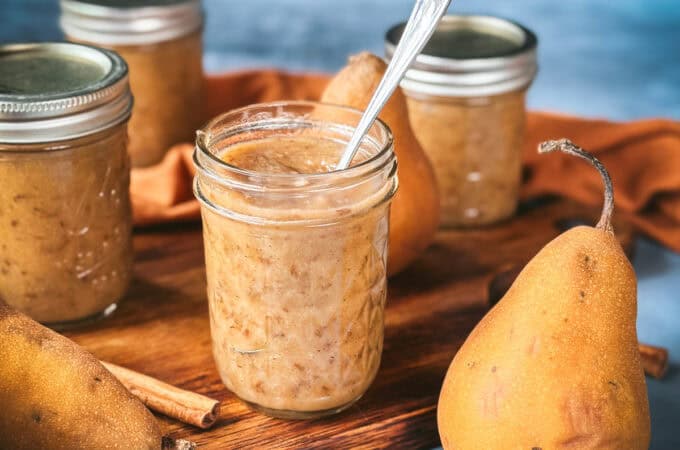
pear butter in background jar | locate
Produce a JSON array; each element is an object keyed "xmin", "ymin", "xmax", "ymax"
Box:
[
  {"xmin": 387, "ymin": 15, "xmax": 537, "ymax": 227},
  {"xmin": 60, "ymin": 0, "xmax": 204, "ymax": 167},
  {"xmin": 0, "ymin": 43, "xmax": 133, "ymax": 327},
  {"xmin": 194, "ymin": 102, "xmax": 398, "ymax": 419}
]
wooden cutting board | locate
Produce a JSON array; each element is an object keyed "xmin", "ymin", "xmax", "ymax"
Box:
[{"xmin": 64, "ymin": 198, "xmax": 634, "ymax": 449}]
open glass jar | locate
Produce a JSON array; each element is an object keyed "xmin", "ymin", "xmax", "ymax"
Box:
[
  {"xmin": 194, "ymin": 101, "xmax": 398, "ymax": 419},
  {"xmin": 0, "ymin": 43, "xmax": 133, "ymax": 327},
  {"xmin": 60, "ymin": 0, "xmax": 204, "ymax": 167},
  {"xmin": 386, "ymin": 15, "xmax": 537, "ymax": 227}
]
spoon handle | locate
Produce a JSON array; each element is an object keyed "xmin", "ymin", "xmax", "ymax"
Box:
[{"xmin": 336, "ymin": 0, "xmax": 452, "ymax": 169}]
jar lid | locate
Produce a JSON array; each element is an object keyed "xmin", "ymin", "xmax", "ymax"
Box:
[
  {"xmin": 385, "ymin": 15, "xmax": 538, "ymax": 97},
  {"xmin": 0, "ymin": 42, "xmax": 132, "ymax": 144},
  {"xmin": 60, "ymin": 0, "xmax": 203, "ymax": 46}
]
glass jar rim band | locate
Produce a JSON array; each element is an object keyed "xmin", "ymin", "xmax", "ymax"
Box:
[
  {"xmin": 194, "ymin": 101, "xmax": 396, "ymax": 187},
  {"xmin": 386, "ymin": 15, "xmax": 538, "ymax": 97},
  {"xmin": 60, "ymin": 0, "xmax": 203, "ymax": 46},
  {"xmin": 192, "ymin": 101, "xmax": 399, "ymax": 225}
]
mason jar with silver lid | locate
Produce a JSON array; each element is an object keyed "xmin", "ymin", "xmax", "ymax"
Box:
[
  {"xmin": 0, "ymin": 42, "xmax": 134, "ymax": 327},
  {"xmin": 60, "ymin": 0, "xmax": 205, "ymax": 167},
  {"xmin": 386, "ymin": 15, "xmax": 538, "ymax": 227}
]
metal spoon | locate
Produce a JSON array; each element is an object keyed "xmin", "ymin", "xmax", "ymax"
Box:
[{"xmin": 336, "ymin": 0, "xmax": 452, "ymax": 170}]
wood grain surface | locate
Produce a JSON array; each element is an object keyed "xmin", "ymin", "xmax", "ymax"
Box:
[{"xmin": 63, "ymin": 198, "xmax": 635, "ymax": 449}]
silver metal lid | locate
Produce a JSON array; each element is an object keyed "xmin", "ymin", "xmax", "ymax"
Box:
[
  {"xmin": 386, "ymin": 15, "xmax": 538, "ymax": 98},
  {"xmin": 0, "ymin": 42, "xmax": 132, "ymax": 144},
  {"xmin": 60, "ymin": 0, "xmax": 203, "ymax": 46}
]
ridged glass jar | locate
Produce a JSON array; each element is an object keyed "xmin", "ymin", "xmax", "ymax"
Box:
[
  {"xmin": 387, "ymin": 15, "xmax": 537, "ymax": 227},
  {"xmin": 61, "ymin": 0, "xmax": 205, "ymax": 167},
  {"xmin": 194, "ymin": 101, "xmax": 398, "ymax": 419},
  {"xmin": 0, "ymin": 42, "xmax": 133, "ymax": 328}
]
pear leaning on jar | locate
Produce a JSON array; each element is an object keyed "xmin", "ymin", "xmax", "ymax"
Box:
[
  {"xmin": 321, "ymin": 52, "xmax": 441, "ymax": 276},
  {"xmin": 438, "ymin": 139, "xmax": 650, "ymax": 449}
]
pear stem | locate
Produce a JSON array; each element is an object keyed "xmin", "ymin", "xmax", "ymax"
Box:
[{"xmin": 538, "ymin": 139, "xmax": 614, "ymax": 232}]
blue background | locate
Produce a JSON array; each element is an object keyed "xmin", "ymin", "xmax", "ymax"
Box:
[
  {"xmin": 2, "ymin": 0, "xmax": 680, "ymax": 120},
  {"xmin": 2, "ymin": 0, "xmax": 679, "ymax": 448}
]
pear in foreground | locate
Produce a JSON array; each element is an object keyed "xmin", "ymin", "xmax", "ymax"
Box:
[
  {"xmin": 0, "ymin": 301, "xmax": 165, "ymax": 450},
  {"xmin": 438, "ymin": 139, "xmax": 650, "ymax": 449}
]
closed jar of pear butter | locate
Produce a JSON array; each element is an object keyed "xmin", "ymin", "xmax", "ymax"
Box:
[
  {"xmin": 60, "ymin": 0, "xmax": 204, "ymax": 167},
  {"xmin": 386, "ymin": 15, "xmax": 538, "ymax": 227},
  {"xmin": 0, "ymin": 43, "xmax": 133, "ymax": 327},
  {"xmin": 194, "ymin": 102, "xmax": 398, "ymax": 419}
]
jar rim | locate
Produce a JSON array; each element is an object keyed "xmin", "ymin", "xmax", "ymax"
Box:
[
  {"xmin": 0, "ymin": 42, "xmax": 132, "ymax": 144},
  {"xmin": 60, "ymin": 0, "xmax": 203, "ymax": 46},
  {"xmin": 386, "ymin": 15, "xmax": 537, "ymax": 64},
  {"xmin": 194, "ymin": 100, "xmax": 395, "ymax": 185},
  {"xmin": 193, "ymin": 101, "xmax": 398, "ymax": 226},
  {"xmin": 386, "ymin": 15, "xmax": 538, "ymax": 97}
]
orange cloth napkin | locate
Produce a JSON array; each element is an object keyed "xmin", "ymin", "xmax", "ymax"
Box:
[{"xmin": 131, "ymin": 71, "xmax": 680, "ymax": 252}]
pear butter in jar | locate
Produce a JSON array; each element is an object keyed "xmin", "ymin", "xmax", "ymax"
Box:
[
  {"xmin": 60, "ymin": 0, "xmax": 204, "ymax": 167},
  {"xmin": 386, "ymin": 15, "xmax": 537, "ymax": 227},
  {"xmin": 194, "ymin": 102, "xmax": 398, "ymax": 419},
  {"xmin": 0, "ymin": 43, "xmax": 133, "ymax": 327}
]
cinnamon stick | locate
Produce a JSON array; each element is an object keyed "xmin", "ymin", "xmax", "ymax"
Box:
[
  {"xmin": 102, "ymin": 361, "xmax": 220, "ymax": 429},
  {"xmin": 639, "ymin": 343, "xmax": 669, "ymax": 379}
]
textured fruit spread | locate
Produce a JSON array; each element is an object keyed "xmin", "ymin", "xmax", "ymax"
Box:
[
  {"xmin": 0, "ymin": 126, "xmax": 133, "ymax": 324},
  {"xmin": 202, "ymin": 136, "xmax": 389, "ymax": 414},
  {"xmin": 407, "ymin": 90, "xmax": 526, "ymax": 227}
]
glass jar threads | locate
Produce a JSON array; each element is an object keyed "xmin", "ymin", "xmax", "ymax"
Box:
[
  {"xmin": 0, "ymin": 42, "xmax": 133, "ymax": 327},
  {"xmin": 60, "ymin": 0, "xmax": 205, "ymax": 167},
  {"xmin": 194, "ymin": 102, "xmax": 398, "ymax": 419},
  {"xmin": 386, "ymin": 15, "xmax": 538, "ymax": 227}
]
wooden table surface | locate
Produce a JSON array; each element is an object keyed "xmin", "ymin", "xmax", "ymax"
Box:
[{"xmin": 64, "ymin": 199, "xmax": 634, "ymax": 449}]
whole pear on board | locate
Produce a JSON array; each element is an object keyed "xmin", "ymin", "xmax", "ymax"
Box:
[
  {"xmin": 438, "ymin": 139, "xmax": 650, "ymax": 449},
  {"xmin": 321, "ymin": 52, "xmax": 440, "ymax": 276},
  {"xmin": 0, "ymin": 300, "xmax": 174, "ymax": 450}
]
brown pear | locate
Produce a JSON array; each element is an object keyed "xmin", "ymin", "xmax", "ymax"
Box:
[
  {"xmin": 0, "ymin": 301, "xmax": 166, "ymax": 450},
  {"xmin": 321, "ymin": 52, "xmax": 440, "ymax": 276},
  {"xmin": 438, "ymin": 139, "xmax": 650, "ymax": 449}
]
